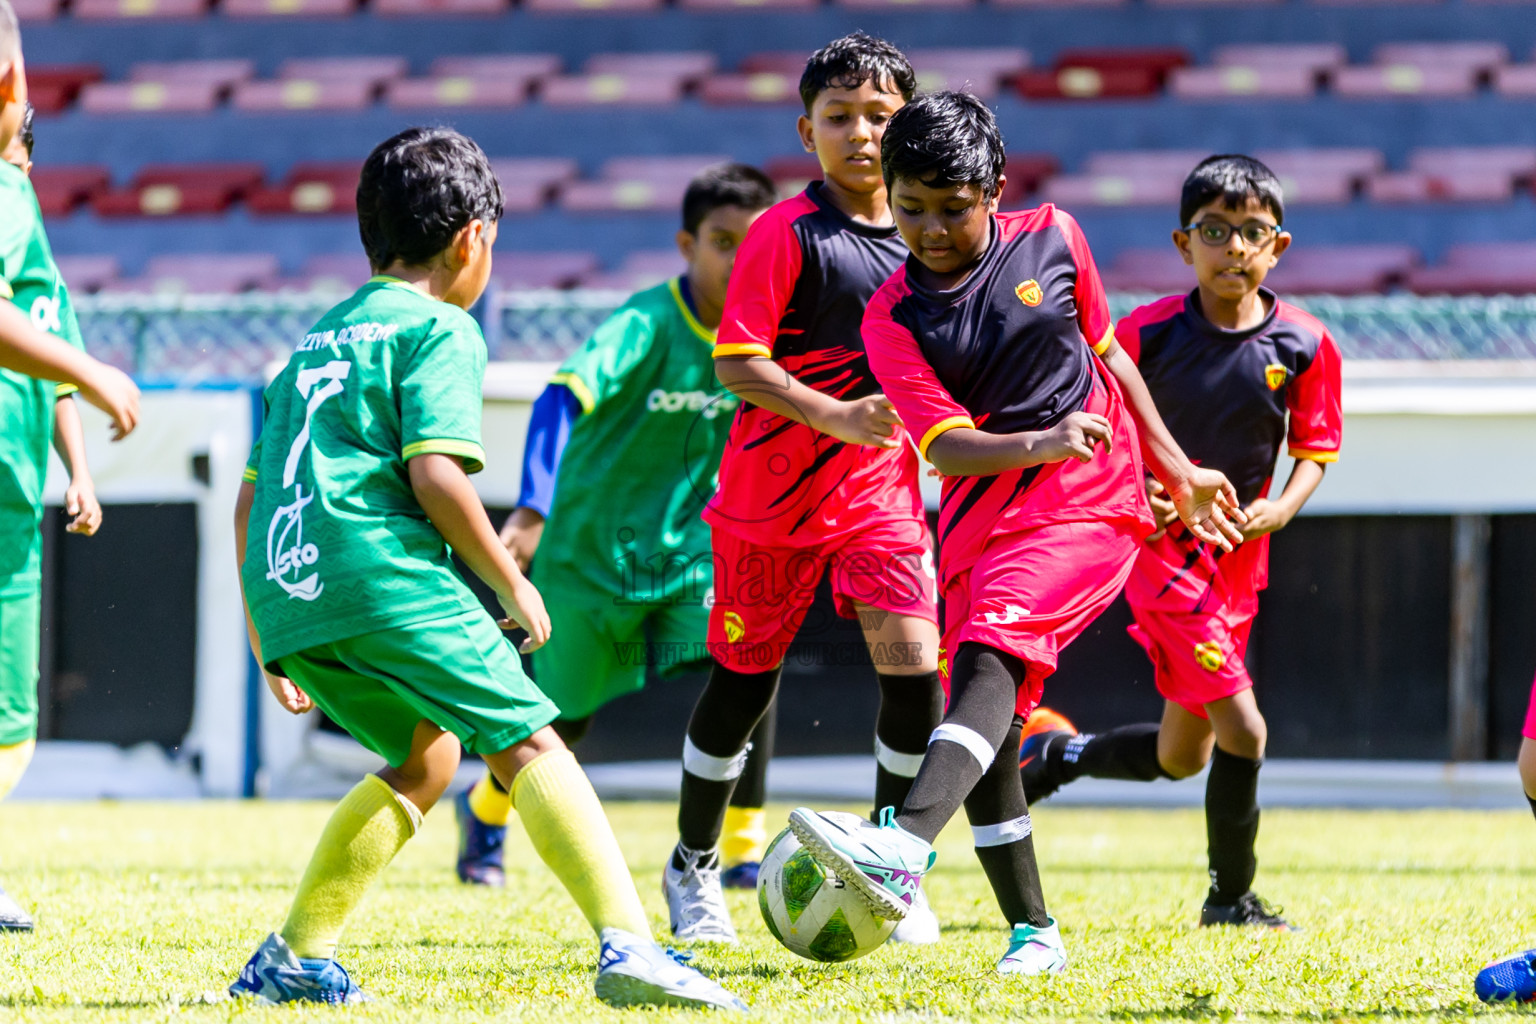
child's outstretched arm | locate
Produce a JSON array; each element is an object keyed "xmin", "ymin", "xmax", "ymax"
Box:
[
  {"xmin": 52, "ymin": 395, "xmax": 101, "ymax": 535},
  {"xmin": 715, "ymin": 355, "xmax": 902, "ymax": 448},
  {"xmin": 409, "ymin": 452, "xmax": 551, "ymax": 652},
  {"xmin": 1099, "ymin": 340, "xmax": 1245, "ymax": 550},
  {"xmin": 1241, "ymin": 459, "xmax": 1324, "ymax": 539},
  {"xmin": 233, "ymin": 479, "xmax": 314, "ymax": 714},
  {"xmin": 0, "ymin": 301, "xmax": 139, "ymax": 438}
]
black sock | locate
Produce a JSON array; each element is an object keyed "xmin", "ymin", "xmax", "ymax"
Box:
[
  {"xmin": 873, "ymin": 671, "xmax": 945, "ymax": 819},
  {"xmin": 1055, "ymin": 723, "xmax": 1169, "ymax": 783},
  {"xmin": 1205, "ymin": 745, "xmax": 1261, "ymax": 903},
  {"xmin": 1527, "ymin": 794, "xmax": 1536, "ymax": 824},
  {"xmin": 729, "ymin": 698, "xmax": 776, "ymax": 809},
  {"xmin": 966, "ymin": 717, "xmax": 1048, "ymax": 927},
  {"xmin": 676, "ymin": 660, "xmax": 781, "ymax": 858},
  {"xmin": 896, "ymin": 643, "xmax": 1023, "ymax": 844}
]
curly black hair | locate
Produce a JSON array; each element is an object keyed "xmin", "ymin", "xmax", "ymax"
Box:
[
  {"xmin": 356, "ymin": 126, "xmax": 504, "ymax": 271},
  {"xmin": 799, "ymin": 32, "xmax": 916, "ymax": 112},
  {"xmin": 881, "ymin": 91, "xmax": 1006, "ymax": 200}
]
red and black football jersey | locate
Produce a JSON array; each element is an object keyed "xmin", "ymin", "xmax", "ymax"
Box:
[
  {"xmin": 863, "ymin": 205, "xmax": 1151, "ymax": 585},
  {"xmin": 706, "ymin": 182, "xmax": 923, "ymax": 547}
]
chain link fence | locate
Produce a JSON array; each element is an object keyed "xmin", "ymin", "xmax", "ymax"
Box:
[{"xmin": 74, "ymin": 289, "xmax": 1536, "ymax": 383}]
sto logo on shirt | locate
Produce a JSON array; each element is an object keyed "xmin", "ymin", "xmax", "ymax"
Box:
[
  {"xmin": 1264, "ymin": 363, "xmax": 1288, "ymax": 391},
  {"xmin": 1014, "ymin": 279, "xmax": 1043, "ymax": 307},
  {"xmin": 722, "ymin": 611, "xmax": 746, "ymax": 643},
  {"xmin": 1193, "ymin": 640, "xmax": 1226, "ymax": 672}
]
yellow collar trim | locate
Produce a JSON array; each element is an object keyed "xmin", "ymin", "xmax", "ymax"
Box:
[{"xmin": 669, "ymin": 277, "xmax": 716, "ymax": 345}]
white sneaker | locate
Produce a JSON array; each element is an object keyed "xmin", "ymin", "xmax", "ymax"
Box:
[
  {"xmin": 595, "ymin": 929, "xmax": 747, "ymax": 1010},
  {"xmin": 890, "ymin": 887, "xmax": 940, "ymax": 945},
  {"xmin": 663, "ymin": 845, "xmax": 738, "ymax": 943},
  {"xmin": 0, "ymin": 885, "xmax": 33, "ymax": 932},
  {"xmin": 997, "ymin": 918, "xmax": 1068, "ymax": 976}
]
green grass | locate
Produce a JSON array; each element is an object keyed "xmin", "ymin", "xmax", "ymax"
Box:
[{"xmin": 1, "ymin": 800, "xmax": 1534, "ymax": 1022}]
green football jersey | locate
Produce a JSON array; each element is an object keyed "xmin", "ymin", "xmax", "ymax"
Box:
[
  {"xmin": 0, "ymin": 162, "xmax": 85, "ymax": 596},
  {"xmin": 242, "ymin": 277, "xmax": 490, "ymax": 665},
  {"xmin": 538, "ymin": 277, "xmax": 738, "ymax": 601}
]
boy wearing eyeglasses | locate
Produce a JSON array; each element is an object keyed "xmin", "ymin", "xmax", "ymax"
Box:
[{"xmin": 1020, "ymin": 154, "xmax": 1341, "ymax": 931}]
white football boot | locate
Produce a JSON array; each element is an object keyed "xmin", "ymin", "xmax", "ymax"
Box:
[
  {"xmin": 889, "ymin": 887, "xmax": 940, "ymax": 945},
  {"xmin": 664, "ymin": 845, "xmax": 738, "ymax": 943},
  {"xmin": 595, "ymin": 929, "xmax": 747, "ymax": 1010},
  {"xmin": 997, "ymin": 918, "xmax": 1068, "ymax": 976}
]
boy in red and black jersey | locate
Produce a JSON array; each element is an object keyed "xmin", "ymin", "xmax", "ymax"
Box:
[
  {"xmin": 665, "ymin": 33, "xmax": 947, "ymax": 946},
  {"xmin": 1021, "ymin": 155, "xmax": 1342, "ymax": 931},
  {"xmin": 788, "ymin": 93, "xmax": 1243, "ymax": 974}
]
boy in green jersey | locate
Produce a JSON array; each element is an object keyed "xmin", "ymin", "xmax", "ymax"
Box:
[
  {"xmin": 0, "ymin": 5, "xmax": 141, "ymax": 933},
  {"xmin": 230, "ymin": 127, "xmax": 743, "ymax": 1010},
  {"xmin": 454, "ymin": 164, "xmax": 780, "ymax": 891}
]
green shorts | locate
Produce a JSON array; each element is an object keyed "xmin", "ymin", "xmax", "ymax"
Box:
[
  {"xmin": 532, "ymin": 580, "xmax": 711, "ymax": 721},
  {"xmin": 276, "ymin": 608, "xmax": 560, "ymax": 769},
  {"xmin": 0, "ymin": 588, "xmax": 40, "ymax": 747}
]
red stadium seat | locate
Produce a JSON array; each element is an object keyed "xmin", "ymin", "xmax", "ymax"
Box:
[
  {"xmin": 386, "ymin": 77, "xmax": 528, "ymax": 109},
  {"xmin": 1038, "ymin": 174, "xmax": 1181, "ymax": 207},
  {"xmin": 25, "ymin": 65, "xmax": 104, "ymax": 115},
  {"xmin": 524, "ymin": 0, "xmax": 663, "ymax": 13},
  {"xmin": 909, "ymin": 47, "xmax": 1029, "ymax": 98},
  {"xmin": 79, "ymin": 81, "xmax": 221, "ymax": 115},
  {"xmin": 223, "ymin": 0, "xmax": 357, "ymax": 18},
  {"xmin": 1331, "ymin": 65, "xmax": 1477, "ymax": 97},
  {"xmin": 53, "ymin": 255, "xmax": 122, "ymax": 294},
  {"xmin": 584, "ymin": 52, "xmax": 718, "ymax": 80},
  {"xmin": 1372, "ymin": 42, "xmax": 1508, "ymax": 75},
  {"xmin": 232, "ymin": 80, "xmax": 375, "ymax": 112},
  {"xmin": 110, "ymin": 253, "xmax": 281, "ymax": 294},
  {"xmin": 431, "ymin": 55, "xmax": 562, "ymax": 80},
  {"xmin": 73, "ymin": 0, "xmax": 209, "ymax": 19},
  {"xmin": 93, "ymin": 164, "xmax": 266, "ymax": 217},
  {"xmin": 1264, "ymin": 244, "xmax": 1418, "ymax": 294},
  {"xmin": 30, "ymin": 165, "xmax": 112, "ymax": 216},
  {"xmin": 491, "ymin": 252, "xmax": 600, "ymax": 290},
  {"xmin": 699, "ymin": 74, "xmax": 801, "ymax": 106},
  {"xmin": 1170, "ymin": 66, "xmax": 1316, "ymax": 99},
  {"xmin": 373, "ymin": 0, "xmax": 507, "ymax": 14},
  {"xmin": 1053, "ymin": 47, "xmax": 1189, "ymax": 80},
  {"xmin": 129, "ymin": 59, "xmax": 254, "ymax": 88},
  {"xmin": 1018, "ymin": 50, "xmax": 1190, "ymax": 101},
  {"xmin": 540, "ymin": 74, "xmax": 687, "ymax": 106},
  {"xmin": 11, "ymin": 0, "xmax": 62, "ymax": 21},
  {"xmin": 1210, "ymin": 43, "xmax": 1347, "ymax": 75},
  {"xmin": 247, "ymin": 162, "xmax": 360, "ymax": 216},
  {"xmin": 1366, "ymin": 170, "xmax": 1516, "ymax": 203},
  {"xmin": 738, "ymin": 52, "xmax": 813, "ymax": 75}
]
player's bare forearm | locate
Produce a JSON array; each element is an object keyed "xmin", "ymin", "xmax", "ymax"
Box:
[
  {"xmin": 715, "ymin": 355, "xmax": 846, "ymax": 430},
  {"xmin": 54, "ymin": 396, "xmax": 102, "ymax": 535},
  {"xmin": 499, "ymin": 506, "xmax": 545, "ymax": 574},
  {"xmin": 926, "ymin": 420, "xmax": 1105, "ymax": 477},
  {"xmin": 1242, "ymin": 458, "xmax": 1326, "ymax": 539},
  {"xmin": 0, "ymin": 302, "xmax": 140, "ymax": 438},
  {"xmin": 411, "ymin": 454, "xmax": 526, "ymax": 597},
  {"xmin": 234, "ymin": 479, "xmax": 312, "ymax": 712}
]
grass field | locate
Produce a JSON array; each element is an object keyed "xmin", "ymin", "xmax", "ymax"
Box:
[{"xmin": 1, "ymin": 800, "xmax": 1534, "ymax": 1022}]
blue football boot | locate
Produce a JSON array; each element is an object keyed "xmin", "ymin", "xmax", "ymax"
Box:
[
  {"xmin": 454, "ymin": 788, "xmax": 506, "ymax": 887},
  {"xmin": 1477, "ymin": 948, "xmax": 1536, "ymax": 1003},
  {"xmin": 229, "ymin": 933, "xmax": 369, "ymax": 1005},
  {"xmin": 719, "ymin": 861, "xmax": 760, "ymax": 891}
]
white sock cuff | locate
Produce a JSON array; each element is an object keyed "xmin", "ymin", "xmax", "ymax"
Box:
[
  {"xmin": 683, "ymin": 736, "xmax": 751, "ymax": 782},
  {"xmin": 929, "ymin": 723, "xmax": 995, "ymax": 772},
  {"xmin": 390, "ymin": 790, "xmax": 424, "ymax": 836},
  {"xmin": 874, "ymin": 737, "xmax": 925, "ymax": 778},
  {"xmin": 972, "ymin": 813, "xmax": 1032, "ymax": 848}
]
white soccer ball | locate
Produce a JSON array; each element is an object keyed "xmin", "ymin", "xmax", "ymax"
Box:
[{"xmin": 756, "ymin": 814, "xmax": 898, "ymax": 962}]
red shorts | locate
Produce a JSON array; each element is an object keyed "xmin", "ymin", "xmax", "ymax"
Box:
[
  {"xmin": 707, "ymin": 518, "xmax": 938, "ymax": 672},
  {"xmin": 1127, "ymin": 603, "xmax": 1256, "ymax": 719},
  {"xmin": 1523, "ymin": 673, "xmax": 1536, "ymax": 741},
  {"xmin": 939, "ymin": 519, "xmax": 1140, "ymax": 717}
]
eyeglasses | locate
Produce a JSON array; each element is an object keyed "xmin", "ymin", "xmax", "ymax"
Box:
[{"xmin": 1184, "ymin": 219, "xmax": 1280, "ymax": 248}]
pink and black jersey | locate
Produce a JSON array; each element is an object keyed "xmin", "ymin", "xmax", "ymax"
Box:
[
  {"xmin": 863, "ymin": 205, "xmax": 1152, "ymax": 586},
  {"xmin": 706, "ymin": 182, "xmax": 922, "ymax": 546},
  {"xmin": 1119, "ymin": 289, "xmax": 1343, "ymax": 615}
]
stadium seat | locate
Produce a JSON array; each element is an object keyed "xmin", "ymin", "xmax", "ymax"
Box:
[
  {"xmin": 1083, "ymin": 149, "xmax": 1210, "ymax": 179},
  {"xmin": 1263, "ymin": 244, "xmax": 1418, "ymax": 294},
  {"xmin": 836, "ymin": 0, "xmax": 977, "ymax": 9},
  {"xmin": 73, "ymin": 0, "xmax": 209, "ymax": 19},
  {"xmin": 269, "ymin": 252, "xmax": 373, "ymax": 292},
  {"xmin": 386, "ymin": 77, "xmax": 528, "ymax": 109},
  {"xmin": 600, "ymin": 155, "xmax": 732, "ymax": 182},
  {"xmin": 372, "ymin": 0, "xmax": 507, "ymax": 14},
  {"xmin": 908, "ymin": 47, "xmax": 1029, "ymax": 98},
  {"xmin": 764, "ymin": 155, "xmax": 822, "ymax": 196},
  {"xmin": 1409, "ymin": 146, "xmax": 1536, "ymax": 182},
  {"xmin": 1169, "ymin": 66, "xmax": 1316, "ymax": 100},
  {"xmin": 30, "ymin": 165, "xmax": 112, "ymax": 216},
  {"xmin": 580, "ymin": 248, "xmax": 685, "ymax": 290},
  {"xmin": 232, "ymin": 80, "xmax": 375, "ymax": 112},
  {"xmin": 432, "ymin": 54, "xmax": 562, "ymax": 80},
  {"xmin": 491, "ymin": 252, "xmax": 600, "ymax": 290},
  {"xmin": 584, "ymin": 52, "xmax": 718, "ymax": 80},
  {"xmin": 488, "ymin": 156, "xmax": 579, "ymax": 193},
  {"xmin": 540, "ymin": 74, "xmax": 687, "ymax": 107},
  {"xmin": 1331, "ymin": 65, "xmax": 1478, "ymax": 98},
  {"xmin": 1039, "ymin": 174, "xmax": 1181, "ymax": 207},
  {"xmin": 108, "ymin": 253, "xmax": 282, "ymax": 295},
  {"xmin": 1494, "ymin": 65, "xmax": 1536, "ymax": 96},
  {"xmin": 1372, "ymin": 42, "xmax": 1508, "ymax": 77},
  {"xmin": 560, "ymin": 155, "xmax": 728, "ymax": 213},
  {"xmin": 1018, "ymin": 51, "xmax": 1188, "ymax": 100},
  {"xmin": 79, "ymin": 80, "xmax": 221, "ymax": 115},
  {"xmin": 11, "ymin": 0, "xmax": 62, "ymax": 20},
  {"xmin": 739, "ymin": 52, "xmax": 814, "ymax": 75},
  {"xmin": 1253, "ymin": 147, "xmax": 1386, "ymax": 181},
  {"xmin": 679, "ymin": 0, "xmax": 817, "ymax": 10},
  {"xmin": 222, "ymin": 0, "xmax": 358, "ymax": 18},
  {"xmin": 129, "ymin": 59, "xmax": 254, "ymax": 89},
  {"xmin": 524, "ymin": 0, "xmax": 664, "ymax": 13},
  {"xmin": 1210, "ymin": 43, "xmax": 1347, "ymax": 76},
  {"xmin": 1099, "ymin": 247, "xmax": 1191, "ymax": 293},
  {"xmin": 699, "ymin": 73, "xmax": 801, "ymax": 106},
  {"xmin": 1366, "ymin": 170, "xmax": 1516, "ymax": 203},
  {"xmin": 26, "ymin": 64, "xmax": 104, "ymax": 115},
  {"xmin": 93, "ymin": 164, "xmax": 266, "ymax": 217},
  {"xmin": 277, "ymin": 57, "xmax": 409, "ymax": 85},
  {"xmin": 54, "ymin": 255, "xmax": 122, "ymax": 294},
  {"xmin": 992, "ymin": 0, "xmax": 1127, "ymax": 6},
  {"xmin": 247, "ymin": 161, "xmax": 360, "ymax": 215},
  {"xmin": 1407, "ymin": 243, "xmax": 1536, "ymax": 294}
]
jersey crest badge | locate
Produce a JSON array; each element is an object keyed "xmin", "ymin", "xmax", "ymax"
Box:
[
  {"xmin": 1264, "ymin": 363, "xmax": 1287, "ymax": 390},
  {"xmin": 1015, "ymin": 279, "xmax": 1043, "ymax": 307},
  {"xmin": 722, "ymin": 611, "xmax": 746, "ymax": 644},
  {"xmin": 1193, "ymin": 640, "xmax": 1226, "ymax": 672}
]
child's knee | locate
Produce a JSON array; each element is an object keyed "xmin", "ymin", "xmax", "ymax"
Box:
[
  {"xmin": 1215, "ymin": 717, "xmax": 1266, "ymax": 761},
  {"xmin": 1158, "ymin": 744, "xmax": 1210, "ymax": 780}
]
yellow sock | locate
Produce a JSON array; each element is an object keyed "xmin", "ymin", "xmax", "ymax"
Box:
[
  {"xmin": 0, "ymin": 739, "xmax": 35, "ymax": 802},
  {"xmin": 280, "ymin": 774, "xmax": 419, "ymax": 960},
  {"xmin": 721, "ymin": 806, "xmax": 767, "ymax": 867},
  {"xmin": 510, "ymin": 748, "xmax": 649, "ymax": 939},
  {"xmin": 467, "ymin": 771, "xmax": 513, "ymax": 827}
]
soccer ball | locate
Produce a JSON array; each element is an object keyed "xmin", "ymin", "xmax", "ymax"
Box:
[{"xmin": 756, "ymin": 814, "xmax": 898, "ymax": 962}]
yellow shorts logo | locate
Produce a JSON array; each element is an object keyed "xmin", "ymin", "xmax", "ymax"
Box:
[
  {"xmin": 937, "ymin": 648, "xmax": 949, "ymax": 681},
  {"xmin": 1193, "ymin": 640, "xmax": 1226, "ymax": 672},
  {"xmin": 722, "ymin": 611, "xmax": 746, "ymax": 644},
  {"xmin": 1015, "ymin": 279, "xmax": 1043, "ymax": 307},
  {"xmin": 1264, "ymin": 363, "xmax": 1287, "ymax": 390}
]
